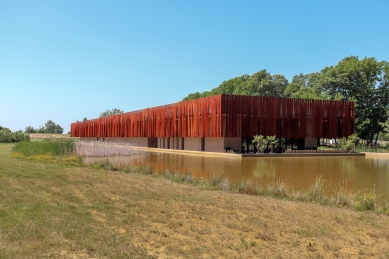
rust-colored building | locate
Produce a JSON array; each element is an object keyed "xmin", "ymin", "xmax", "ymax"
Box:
[{"xmin": 71, "ymin": 94, "xmax": 354, "ymax": 152}]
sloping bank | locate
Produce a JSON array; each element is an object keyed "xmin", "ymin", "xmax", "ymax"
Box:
[{"xmin": 2, "ymin": 142, "xmax": 389, "ymax": 258}]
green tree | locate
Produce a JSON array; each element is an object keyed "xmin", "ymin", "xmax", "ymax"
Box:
[
  {"xmin": 26, "ymin": 120, "xmax": 64, "ymax": 134},
  {"xmin": 54, "ymin": 124, "xmax": 64, "ymax": 134},
  {"xmin": 24, "ymin": 126, "xmax": 37, "ymax": 133},
  {"xmin": 45, "ymin": 120, "xmax": 63, "ymax": 134},
  {"xmin": 316, "ymin": 57, "xmax": 389, "ymax": 144},
  {"xmin": 182, "ymin": 70, "xmax": 288, "ymax": 100},
  {"xmin": 284, "ymin": 57, "xmax": 389, "ymax": 144},
  {"xmin": 38, "ymin": 126, "xmax": 46, "ymax": 133},
  {"xmin": 284, "ymin": 73, "xmax": 326, "ymax": 99},
  {"xmin": 264, "ymin": 136, "xmax": 278, "ymax": 153},
  {"xmin": 252, "ymin": 135, "xmax": 265, "ymax": 153},
  {"xmin": 99, "ymin": 108, "xmax": 124, "ymax": 118}
]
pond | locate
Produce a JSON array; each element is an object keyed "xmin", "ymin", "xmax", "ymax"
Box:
[{"xmin": 83, "ymin": 152, "xmax": 389, "ymax": 201}]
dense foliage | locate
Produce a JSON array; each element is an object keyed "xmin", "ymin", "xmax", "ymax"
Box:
[
  {"xmin": 25, "ymin": 120, "xmax": 64, "ymax": 134},
  {"xmin": 183, "ymin": 69, "xmax": 288, "ymax": 101},
  {"xmin": 286, "ymin": 57, "xmax": 389, "ymax": 144},
  {"xmin": 183, "ymin": 56, "xmax": 389, "ymax": 144},
  {"xmin": 0, "ymin": 126, "xmax": 30, "ymax": 143},
  {"xmin": 99, "ymin": 108, "xmax": 124, "ymax": 118}
]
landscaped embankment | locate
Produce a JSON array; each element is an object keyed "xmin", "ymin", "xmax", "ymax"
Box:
[{"xmin": 1, "ymin": 142, "xmax": 389, "ymax": 258}]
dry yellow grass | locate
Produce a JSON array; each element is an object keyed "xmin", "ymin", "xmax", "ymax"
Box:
[
  {"xmin": 29, "ymin": 133, "xmax": 73, "ymax": 139},
  {"xmin": 1, "ymin": 143, "xmax": 389, "ymax": 258}
]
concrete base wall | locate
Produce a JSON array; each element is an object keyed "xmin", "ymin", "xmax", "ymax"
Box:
[
  {"xmin": 157, "ymin": 138, "xmax": 164, "ymax": 149},
  {"xmin": 225, "ymin": 137, "xmax": 242, "ymax": 152},
  {"xmin": 204, "ymin": 138, "xmax": 224, "ymax": 152},
  {"xmin": 204, "ymin": 137, "xmax": 242, "ymax": 153},
  {"xmin": 305, "ymin": 137, "xmax": 318, "ymax": 148},
  {"xmin": 104, "ymin": 137, "xmax": 148, "ymax": 146},
  {"xmin": 184, "ymin": 137, "xmax": 202, "ymax": 151},
  {"xmin": 174, "ymin": 137, "xmax": 181, "ymax": 149},
  {"xmin": 169, "ymin": 137, "xmax": 180, "ymax": 150},
  {"xmin": 148, "ymin": 138, "xmax": 157, "ymax": 148},
  {"xmin": 156, "ymin": 137, "xmax": 183, "ymax": 149}
]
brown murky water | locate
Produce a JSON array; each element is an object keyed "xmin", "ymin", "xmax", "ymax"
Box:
[{"xmin": 84, "ymin": 152, "xmax": 389, "ymax": 200}]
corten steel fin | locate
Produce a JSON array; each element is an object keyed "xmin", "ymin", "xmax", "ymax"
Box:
[{"xmin": 71, "ymin": 95, "xmax": 354, "ymax": 139}]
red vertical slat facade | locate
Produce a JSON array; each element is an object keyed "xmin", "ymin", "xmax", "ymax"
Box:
[{"xmin": 71, "ymin": 95, "xmax": 354, "ymax": 139}]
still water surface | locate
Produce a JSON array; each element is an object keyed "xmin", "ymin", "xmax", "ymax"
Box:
[{"xmin": 84, "ymin": 152, "xmax": 389, "ymax": 200}]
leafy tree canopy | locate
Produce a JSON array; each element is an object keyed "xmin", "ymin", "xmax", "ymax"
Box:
[
  {"xmin": 182, "ymin": 69, "xmax": 288, "ymax": 101},
  {"xmin": 99, "ymin": 108, "xmax": 124, "ymax": 118},
  {"xmin": 24, "ymin": 126, "xmax": 36, "ymax": 133},
  {"xmin": 45, "ymin": 120, "xmax": 64, "ymax": 134},
  {"xmin": 0, "ymin": 126, "xmax": 30, "ymax": 143},
  {"xmin": 24, "ymin": 120, "xmax": 64, "ymax": 134},
  {"xmin": 286, "ymin": 57, "xmax": 389, "ymax": 143}
]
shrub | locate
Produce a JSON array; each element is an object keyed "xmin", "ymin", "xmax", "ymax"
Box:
[
  {"xmin": 0, "ymin": 129, "xmax": 12, "ymax": 143},
  {"xmin": 12, "ymin": 130, "xmax": 30, "ymax": 142},
  {"xmin": 0, "ymin": 128, "xmax": 30, "ymax": 143},
  {"xmin": 354, "ymin": 190, "xmax": 377, "ymax": 211}
]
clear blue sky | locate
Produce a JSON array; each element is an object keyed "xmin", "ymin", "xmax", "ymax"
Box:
[{"xmin": 1, "ymin": 1, "xmax": 388, "ymax": 133}]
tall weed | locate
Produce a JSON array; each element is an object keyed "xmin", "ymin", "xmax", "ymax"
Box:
[
  {"xmin": 354, "ymin": 190, "xmax": 377, "ymax": 211},
  {"xmin": 305, "ymin": 176, "xmax": 329, "ymax": 204},
  {"xmin": 334, "ymin": 181, "xmax": 354, "ymax": 207},
  {"xmin": 12, "ymin": 138, "xmax": 76, "ymax": 157},
  {"xmin": 208, "ymin": 174, "xmax": 230, "ymax": 190}
]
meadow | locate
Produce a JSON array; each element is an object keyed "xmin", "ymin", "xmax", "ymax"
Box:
[{"xmin": 1, "ymin": 142, "xmax": 389, "ymax": 258}]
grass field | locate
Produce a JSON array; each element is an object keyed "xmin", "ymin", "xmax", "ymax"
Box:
[{"xmin": 1, "ymin": 143, "xmax": 389, "ymax": 258}]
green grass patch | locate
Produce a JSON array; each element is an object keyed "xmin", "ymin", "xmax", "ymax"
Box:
[
  {"xmin": 12, "ymin": 139, "xmax": 76, "ymax": 156},
  {"xmin": 11, "ymin": 139, "xmax": 81, "ymax": 166}
]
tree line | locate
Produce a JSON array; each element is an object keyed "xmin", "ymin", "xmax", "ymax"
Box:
[
  {"xmin": 182, "ymin": 56, "xmax": 389, "ymax": 144},
  {"xmin": 24, "ymin": 120, "xmax": 64, "ymax": 134},
  {"xmin": 0, "ymin": 120, "xmax": 66, "ymax": 143}
]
